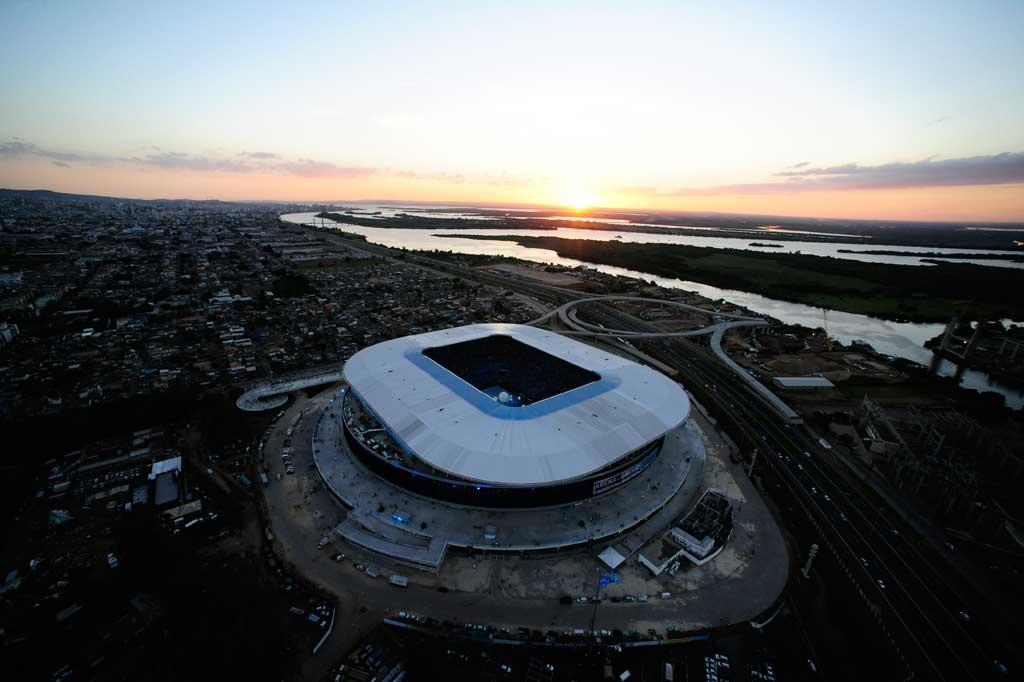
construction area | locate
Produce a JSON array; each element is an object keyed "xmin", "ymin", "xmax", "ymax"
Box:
[{"xmin": 856, "ymin": 397, "xmax": 1024, "ymax": 524}]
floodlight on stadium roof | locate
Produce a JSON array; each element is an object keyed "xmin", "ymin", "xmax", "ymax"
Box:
[{"xmin": 342, "ymin": 323, "xmax": 689, "ymax": 487}]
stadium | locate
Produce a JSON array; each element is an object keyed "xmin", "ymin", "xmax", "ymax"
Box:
[{"xmin": 339, "ymin": 324, "xmax": 690, "ymax": 508}]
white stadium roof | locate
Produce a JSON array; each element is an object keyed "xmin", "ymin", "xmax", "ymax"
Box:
[{"xmin": 343, "ymin": 324, "xmax": 689, "ymax": 486}]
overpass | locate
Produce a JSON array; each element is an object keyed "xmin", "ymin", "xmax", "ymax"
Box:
[{"xmin": 236, "ymin": 370, "xmax": 345, "ymax": 411}]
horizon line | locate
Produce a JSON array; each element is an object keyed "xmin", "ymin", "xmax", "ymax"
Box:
[{"xmin": 4, "ymin": 186, "xmax": 1024, "ymax": 228}]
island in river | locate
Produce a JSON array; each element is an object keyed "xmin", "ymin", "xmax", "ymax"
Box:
[
  {"xmin": 837, "ymin": 249, "xmax": 1024, "ymax": 262},
  {"xmin": 315, "ymin": 211, "xmax": 1024, "ymax": 250},
  {"xmin": 432, "ymin": 234, "xmax": 1024, "ymax": 323}
]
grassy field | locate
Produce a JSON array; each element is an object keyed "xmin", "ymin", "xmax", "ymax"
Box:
[{"xmin": 437, "ymin": 235, "xmax": 1024, "ymax": 323}]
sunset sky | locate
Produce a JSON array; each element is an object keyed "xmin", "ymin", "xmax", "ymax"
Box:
[{"xmin": 2, "ymin": 1, "xmax": 1023, "ymax": 221}]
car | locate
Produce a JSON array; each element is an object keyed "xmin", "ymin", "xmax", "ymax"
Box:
[
  {"xmin": 959, "ymin": 610, "xmax": 971, "ymax": 622},
  {"xmin": 354, "ymin": 563, "xmax": 366, "ymax": 571},
  {"xmin": 877, "ymin": 579, "xmax": 887, "ymax": 590},
  {"xmin": 860, "ymin": 557, "xmax": 869, "ymax": 568},
  {"xmin": 332, "ymin": 553, "xmax": 345, "ymax": 562},
  {"xmin": 575, "ymin": 596, "xmax": 588, "ymax": 603}
]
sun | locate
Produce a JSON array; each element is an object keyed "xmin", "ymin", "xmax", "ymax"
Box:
[{"xmin": 559, "ymin": 182, "xmax": 599, "ymax": 212}]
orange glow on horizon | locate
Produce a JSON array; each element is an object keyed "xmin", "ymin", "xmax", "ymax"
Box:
[
  {"xmin": 2, "ymin": 159, "xmax": 1022, "ymax": 223},
  {"xmin": 557, "ymin": 181, "xmax": 600, "ymax": 213}
]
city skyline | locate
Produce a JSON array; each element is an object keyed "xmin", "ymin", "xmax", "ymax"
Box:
[{"xmin": 2, "ymin": 1, "xmax": 1023, "ymax": 220}]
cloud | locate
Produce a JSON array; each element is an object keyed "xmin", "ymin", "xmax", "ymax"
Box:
[
  {"xmin": 1, "ymin": 138, "xmax": 534, "ymax": 187},
  {"xmin": 2, "ymin": 139, "xmax": 386, "ymax": 179},
  {"xmin": 613, "ymin": 185, "xmax": 660, "ymax": 196},
  {"xmin": 238, "ymin": 151, "xmax": 281, "ymax": 160},
  {"xmin": 786, "ymin": 161, "xmax": 809, "ymax": 169},
  {"xmin": 769, "ymin": 153, "xmax": 1024, "ymax": 189},
  {"xmin": 394, "ymin": 170, "xmax": 468, "ymax": 184},
  {"xmin": 279, "ymin": 159, "xmax": 376, "ymax": 178},
  {"xmin": 126, "ymin": 151, "xmax": 253, "ymax": 173},
  {"xmin": 51, "ymin": 160, "xmax": 70, "ymax": 168},
  {"xmin": 623, "ymin": 153, "xmax": 1024, "ymax": 197},
  {"xmin": 0, "ymin": 140, "xmax": 108, "ymax": 165},
  {"xmin": 393, "ymin": 169, "xmax": 530, "ymax": 187}
]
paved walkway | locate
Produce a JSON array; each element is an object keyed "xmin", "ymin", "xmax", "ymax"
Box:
[{"xmin": 236, "ymin": 370, "xmax": 345, "ymax": 411}]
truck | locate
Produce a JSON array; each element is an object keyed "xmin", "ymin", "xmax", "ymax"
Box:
[
  {"xmin": 388, "ymin": 575, "xmax": 409, "ymax": 588},
  {"xmin": 259, "ymin": 471, "xmax": 269, "ymax": 487}
]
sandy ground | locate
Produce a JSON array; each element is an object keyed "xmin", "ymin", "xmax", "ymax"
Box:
[{"xmin": 257, "ymin": 384, "xmax": 789, "ymax": 674}]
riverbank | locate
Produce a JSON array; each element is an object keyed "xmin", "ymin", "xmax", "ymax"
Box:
[
  {"xmin": 435, "ymin": 234, "xmax": 1024, "ymax": 323},
  {"xmin": 838, "ymin": 249, "xmax": 1024, "ymax": 262}
]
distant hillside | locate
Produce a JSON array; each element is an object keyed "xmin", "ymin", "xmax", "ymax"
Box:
[
  {"xmin": 0, "ymin": 188, "xmax": 132, "ymax": 203},
  {"xmin": 0, "ymin": 188, "xmax": 235, "ymax": 206}
]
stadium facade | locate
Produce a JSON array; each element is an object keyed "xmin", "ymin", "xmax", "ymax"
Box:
[{"xmin": 340, "ymin": 324, "xmax": 690, "ymax": 508}]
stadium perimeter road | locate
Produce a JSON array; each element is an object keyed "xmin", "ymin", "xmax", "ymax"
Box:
[{"xmin": 259, "ymin": 385, "xmax": 788, "ymax": 653}]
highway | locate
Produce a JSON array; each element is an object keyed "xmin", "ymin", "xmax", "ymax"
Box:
[
  {"xmin": 302, "ymin": 223, "xmax": 1016, "ymax": 679},
  {"xmin": 563, "ymin": 300, "xmax": 1015, "ymax": 681}
]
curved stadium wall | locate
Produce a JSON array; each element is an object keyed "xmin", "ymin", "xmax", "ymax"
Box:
[{"xmin": 341, "ymin": 388, "xmax": 665, "ymax": 509}]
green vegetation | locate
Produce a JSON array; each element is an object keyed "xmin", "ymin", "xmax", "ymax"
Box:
[
  {"xmin": 838, "ymin": 249, "xmax": 1024, "ymax": 262},
  {"xmin": 438, "ymin": 235, "xmax": 1024, "ymax": 322}
]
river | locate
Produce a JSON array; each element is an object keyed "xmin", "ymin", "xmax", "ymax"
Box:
[
  {"xmin": 297, "ymin": 205, "xmax": 1024, "ymax": 269},
  {"xmin": 280, "ymin": 211, "xmax": 1024, "ymax": 409}
]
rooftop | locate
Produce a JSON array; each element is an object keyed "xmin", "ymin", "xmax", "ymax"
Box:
[
  {"xmin": 343, "ymin": 324, "xmax": 689, "ymax": 486},
  {"xmin": 772, "ymin": 375, "xmax": 835, "ymax": 389}
]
